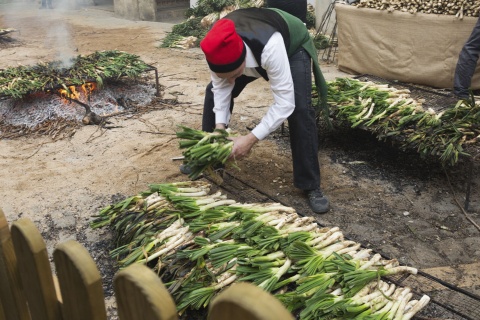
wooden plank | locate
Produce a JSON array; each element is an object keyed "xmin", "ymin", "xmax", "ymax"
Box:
[
  {"xmin": 114, "ymin": 264, "xmax": 178, "ymax": 320},
  {"xmin": 53, "ymin": 240, "xmax": 107, "ymax": 320},
  {"xmin": 10, "ymin": 218, "xmax": 62, "ymax": 320},
  {"xmin": 0, "ymin": 296, "xmax": 5, "ymax": 320},
  {"xmin": 208, "ymin": 282, "xmax": 294, "ymax": 320},
  {"xmin": 52, "ymin": 275, "xmax": 63, "ymax": 304},
  {"xmin": 0, "ymin": 209, "xmax": 30, "ymax": 320}
]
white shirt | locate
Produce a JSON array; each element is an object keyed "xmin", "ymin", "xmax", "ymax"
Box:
[{"xmin": 210, "ymin": 32, "xmax": 295, "ymax": 140}]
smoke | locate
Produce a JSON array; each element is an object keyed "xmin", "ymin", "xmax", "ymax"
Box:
[
  {"xmin": 1, "ymin": 1, "xmax": 78, "ymax": 68},
  {"xmin": 46, "ymin": 24, "xmax": 77, "ymax": 68}
]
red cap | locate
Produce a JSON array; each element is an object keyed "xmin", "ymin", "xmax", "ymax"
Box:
[{"xmin": 200, "ymin": 19, "xmax": 246, "ymax": 73}]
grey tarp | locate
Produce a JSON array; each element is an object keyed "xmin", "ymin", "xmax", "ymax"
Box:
[{"xmin": 335, "ymin": 4, "xmax": 480, "ymax": 89}]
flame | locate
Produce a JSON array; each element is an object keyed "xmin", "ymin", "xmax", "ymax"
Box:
[
  {"xmin": 82, "ymin": 82, "xmax": 97, "ymax": 95},
  {"xmin": 58, "ymin": 82, "xmax": 97, "ymax": 101},
  {"xmin": 59, "ymin": 85, "xmax": 80, "ymax": 100}
]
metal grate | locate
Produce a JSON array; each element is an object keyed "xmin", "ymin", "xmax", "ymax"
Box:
[
  {"xmin": 0, "ymin": 64, "xmax": 161, "ymax": 101},
  {"xmin": 210, "ymin": 172, "xmax": 480, "ymax": 320},
  {"xmin": 351, "ymin": 74, "xmax": 480, "ymax": 209},
  {"xmin": 353, "ymin": 74, "xmax": 458, "ymax": 113}
]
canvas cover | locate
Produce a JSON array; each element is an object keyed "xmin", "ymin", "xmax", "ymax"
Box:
[{"xmin": 336, "ymin": 4, "xmax": 480, "ymax": 89}]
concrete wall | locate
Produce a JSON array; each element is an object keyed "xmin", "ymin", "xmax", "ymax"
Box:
[
  {"xmin": 188, "ymin": 0, "xmax": 335, "ymax": 32},
  {"xmin": 113, "ymin": 0, "xmax": 331, "ymax": 23},
  {"xmin": 114, "ymin": 0, "xmax": 156, "ymax": 20},
  {"xmin": 138, "ymin": 0, "xmax": 157, "ymax": 20}
]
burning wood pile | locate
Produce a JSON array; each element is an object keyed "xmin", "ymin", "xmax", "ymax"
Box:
[
  {"xmin": 90, "ymin": 180, "xmax": 430, "ymax": 319},
  {"xmin": 0, "ymin": 50, "xmax": 158, "ymax": 139}
]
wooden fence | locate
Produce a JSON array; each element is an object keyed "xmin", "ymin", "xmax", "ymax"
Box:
[{"xmin": 0, "ymin": 208, "xmax": 293, "ymax": 320}]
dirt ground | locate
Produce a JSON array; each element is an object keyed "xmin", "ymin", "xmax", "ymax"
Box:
[{"xmin": 1, "ymin": 2, "xmax": 480, "ymax": 318}]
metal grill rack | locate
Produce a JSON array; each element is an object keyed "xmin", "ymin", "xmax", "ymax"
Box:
[
  {"xmin": 350, "ymin": 74, "xmax": 479, "ymax": 210},
  {"xmin": 0, "ymin": 64, "xmax": 161, "ymax": 101},
  {"xmin": 210, "ymin": 172, "xmax": 480, "ymax": 320},
  {"xmin": 353, "ymin": 74, "xmax": 458, "ymax": 113}
]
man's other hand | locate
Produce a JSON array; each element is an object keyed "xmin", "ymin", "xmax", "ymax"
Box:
[{"xmin": 230, "ymin": 133, "xmax": 259, "ymax": 159}]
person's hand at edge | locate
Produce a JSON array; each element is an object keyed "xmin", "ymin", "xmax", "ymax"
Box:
[{"xmin": 229, "ymin": 133, "xmax": 259, "ymax": 160}]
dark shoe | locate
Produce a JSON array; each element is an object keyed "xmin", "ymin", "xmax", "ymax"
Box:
[
  {"xmin": 455, "ymin": 95, "xmax": 470, "ymax": 101},
  {"xmin": 306, "ymin": 188, "xmax": 330, "ymax": 214},
  {"xmin": 179, "ymin": 164, "xmax": 192, "ymax": 175}
]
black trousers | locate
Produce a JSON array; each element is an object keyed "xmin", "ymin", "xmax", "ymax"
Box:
[
  {"xmin": 202, "ymin": 49, "xmax": 321, "ymax": 191},
  {"xmin": 454, "ymin": 17, "xmax": 480, "ymax": 98}
]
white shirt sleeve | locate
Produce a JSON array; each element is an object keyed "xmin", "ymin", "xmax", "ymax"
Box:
[
  {"xmin": 251, "ymin": 32, "xmax": 295, "ymax": 140},
  {"xmin": 209, "ymin": 32, "xmax": 294, "ymax": 139},
  {"xmin": 211, "ymin": 72, "xmax": 234, "ymax": 126}
]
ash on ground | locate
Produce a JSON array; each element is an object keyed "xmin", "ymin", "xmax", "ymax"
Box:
[{"xmin": 0, "ymin": 78, "xmax": 157, "ymax": 129}]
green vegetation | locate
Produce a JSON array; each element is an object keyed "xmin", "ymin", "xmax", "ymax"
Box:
[
  {"xmin": 91, "ymin": 180, "xmax": 430, "ymax": 318},
  {"xmin": 0, "ymin": 50, "xmax": 150, "ymax": 99},
  {"xmin": 322, "ymin": 77, "xmax": 480, "ymax": 166},
  {"xmin": 160, "ymin": 0, "xmax": 321, "ymax": 48}
]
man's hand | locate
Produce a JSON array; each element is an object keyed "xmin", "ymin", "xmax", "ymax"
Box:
[{"xmin": 229, "ymin": 132, "xmax": 259, "ymax": 160}]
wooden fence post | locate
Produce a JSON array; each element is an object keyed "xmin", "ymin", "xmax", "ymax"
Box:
[
  {"xmin": 0, "ymin": 209, "xmax": 31, "ymax": 320},
  {"xmin": 53, "ymin": 240, "xmax": 107, "ymax": 320},
  {"xmin": 10, "ymin": 218, "xmax": 62, "ymax": 320},
  {"xmin": 208, "ymin": 282, "xmax": 294, "ymax": 320},
  {"xmin": 114, "ymin": 264, "xmax": 178, "ymax": 320},
  {"xmin": 0, "ymin": 296, "xmax": 5, "ymax": 320}
]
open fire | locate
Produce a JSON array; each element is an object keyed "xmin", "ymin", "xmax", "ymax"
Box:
[
  {"xmin": 57, "ymin": 82, "xmax": 97, "ymax": 101},
  {"xmin": 0, "ymin": 78, "xmax": 157, "ymax": 138},
  {"xmin": 56, "ymin": 81, "xmax": 106, "ymax": 125},
  {"xmin": 0, "ymin": 50, "xmax": 161, "ymax": 138}
]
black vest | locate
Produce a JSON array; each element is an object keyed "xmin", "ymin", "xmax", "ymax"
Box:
[{"xmin": 225, "ymin": 8, "xmax": 291, "ymax": 81}]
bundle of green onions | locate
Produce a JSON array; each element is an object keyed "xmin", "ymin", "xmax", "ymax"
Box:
[
  {"xmin": 176, "ymin": 125, "xmax": 237, "ymax": 180},
  {"xmin": 91, "ymin": 180, "xmax": 430, "ymax": 318},
  {"xmin": 324, "ymin": 77, "xmax": 480, "ymax": 166}
]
